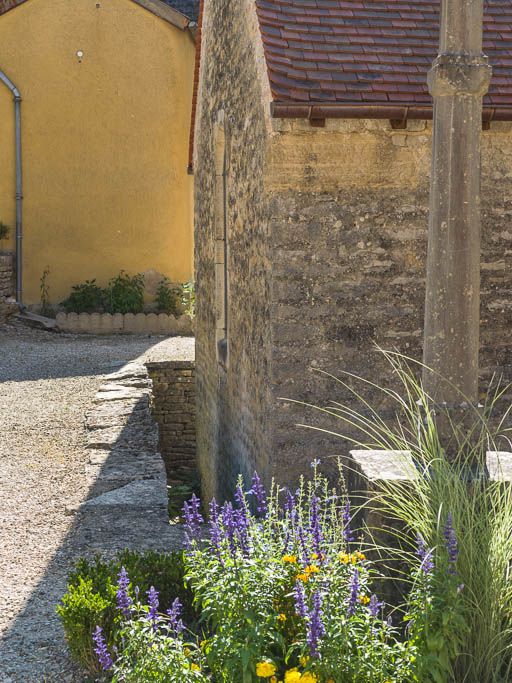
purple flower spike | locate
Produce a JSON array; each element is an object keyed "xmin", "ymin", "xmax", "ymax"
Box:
[
  {"xmin": 294, "ymin": 580, "xmax": 308, "ymax": 619},
  {"xmin": 147, "ymin": 586, "xmax": 160, "ymax": 630},
  {"xmin": 221, "ymin": 502, "xmax": 237, "ymax": 556},
  {"xmin": 368, "ymin": 594, "xmax": 384, "ymax": 618},
  {"xmin": 116, "ymin": 566, "xmax": 133, "ymax": 619},
  {"xmin": 309, "ymin": 495, "xmax": 323, "ymax": 557},
  {"xmin": 416, "ymin": 534, "xmax": 434, "ymax": 575},
  {"xmin": 444, "ymin": 513, "xmax": 458, "ymax": 574},
  {"xmin": 250, "ymin": 472, "xmax": 268, "ymax": 518},
  {"xmin": 167, "ymin": 597, "xmax": 184, "ymax": 636},
  {"xmin": 93, "ymin": 625, "xmax": 113, "ymax": 671},
  {"xmin": 183, "ymin": 494, "xmax": 204, "ymax": 548},
  {"xmin": 347, "ymin": 568, "xmax": 359, "ymax": 616},
  {"xmin": 343, "ymin": 499, "xmax": 354, "ymax": 544},
  {"xmin": 307, "ymin": 590, "xmax": 326, "ymax": 659}
]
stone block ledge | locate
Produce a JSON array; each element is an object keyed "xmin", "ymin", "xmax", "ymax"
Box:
[{"xmin": 56, "ymin": 311, "xmax": 193, "ymax": 335}]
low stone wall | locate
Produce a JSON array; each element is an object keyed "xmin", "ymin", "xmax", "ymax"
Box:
[
  {"xmin": 0, "ymin": 252, "xmax": 16, "ymax": 323},
  {"xmin": 56, "ymin": 311, "xmax": 193, "ymax": 335},
  {"xmin": 0, "ymin": 253, "xmax": 13, "ymax": 297},
  {"xmin": 146, "ymin": 360, "xmax": 197, "ymax": 484}
]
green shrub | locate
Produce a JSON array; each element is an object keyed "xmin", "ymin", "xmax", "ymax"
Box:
[
  {"xmin": 181, "ymin": 280, "xmax": 195, "ymax": 318},
  {"xmin": 105, "ymin": 271, "xmax": 144, "ymax": 314},
  {"xmin": 0, "ymin": 221, "xmax": 10, "ymax": 241},
  {"xmin": 155, "ymin": 277, "xmax": 181, "ymax": 316},
  {"xmin": 62, "ymin": 279, "xmax": 106, "ymax": 313},
  {"xmin": 57, "ymin": 550, "xmax": 196, "ymax": 675}
]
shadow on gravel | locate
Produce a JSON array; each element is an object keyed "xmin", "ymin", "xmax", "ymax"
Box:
[{"xmin": 0, "ymin": 360, "xmax": 184, "ymax": 683}]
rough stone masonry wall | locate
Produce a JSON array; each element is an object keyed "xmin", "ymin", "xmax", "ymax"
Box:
[
  {"xmin": 146, "ymin": 361, "xmax": 197, "ymax": 485},
  {"xmin": 266, "ymin": 119, "xmax": 512, "ymax": 487},
  {"xmin": 0, "ymin": 252, "xmax": 15, "ymax": 323},
  {"xmin": 194, "ymin": 0, "xmax": 273, "ymax": 500}
]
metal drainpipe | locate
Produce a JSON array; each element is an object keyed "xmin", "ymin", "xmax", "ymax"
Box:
[{"xmin": 0, "ymin": 69, "xmax": 23, "ymax": 307}]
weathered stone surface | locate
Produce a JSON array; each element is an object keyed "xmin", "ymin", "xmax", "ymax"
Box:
[
  {"xmin": 0, "ymin": 252, "xmax": 15, "ymax": 323},
  {"xmin": 146, "ymin": 361, "xmax": 197, "ymax": 482}
]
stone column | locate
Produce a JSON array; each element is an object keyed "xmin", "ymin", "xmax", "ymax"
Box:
[{"xmin": 422, "ymin": 0, "xmax": 491, "ymax": 406}]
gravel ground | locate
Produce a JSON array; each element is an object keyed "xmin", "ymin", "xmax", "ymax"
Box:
[{"xmin": 0, "ymin": 320, "xmax": 194, "ymax": 682}]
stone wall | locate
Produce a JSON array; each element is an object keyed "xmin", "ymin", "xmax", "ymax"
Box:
[
  {"xmin": 0, "ymin": 252, "xmax": 15, "ymax": 323},
  {"xmin": 0, "ymin": 252, "xmax": 14, "ymax": 298},
  {"xmin": 55, "ymin": 311, "xmax": 193, "ymax": 335},
  {"xmin": 194, "ymin": 0, "xmax": 273, "ymax": 500},
  {"xmin": 146, "ymin": 361, "xmax": 197, "ymax": 485},
  {"xmin": 267, "ymin": 120, "xmax": 512, "ymax": 487}
]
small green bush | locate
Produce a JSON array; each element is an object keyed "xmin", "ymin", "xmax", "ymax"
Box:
[
  {"xmin": 155, "ymin": 277, "xmax": 181, "ymax": 316},
  {"xmin": 105, "ymin": 271, "xmax": 145, "ymax": 314},
  {"xmin": 57, "ymin": 550, "xmax": 196, "ymax": 675},
  {"xmin": 0, "ymin": 221, "xmax": 10, "ymax": 241},
  {"xmin": 62, "ymin": 279, "xmax": 106, "ymax": 313},
  {"xmin": 181, "ymin": 280, "xmax": 195, "ymax": 318}
]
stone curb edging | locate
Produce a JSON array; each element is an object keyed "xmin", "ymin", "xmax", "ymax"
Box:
[
  {"xmin": 56, "ymin": 311, "xmax": 193, "ymax": 335},
  {"xmin": 71, "ymin": 361, "xmax": 184, "ymax": 551}
]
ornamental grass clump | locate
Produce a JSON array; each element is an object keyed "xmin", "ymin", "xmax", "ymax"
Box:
[{"xmin": 297, "ymin": 349, "xmax": 512, "ymax": 683}]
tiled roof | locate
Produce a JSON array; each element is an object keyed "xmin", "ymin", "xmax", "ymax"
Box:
[
  {"xmin": 162, "ymin": 0, "xmax": 199, "ymax": 22},
  {"xmin": 255, "ymin": 0, "xmax": 512, "ymax": 120}
]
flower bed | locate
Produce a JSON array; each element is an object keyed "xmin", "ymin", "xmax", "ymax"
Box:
[{"xmin": 62, "ymin": 465, "xmax": 470, "ymax": 682}]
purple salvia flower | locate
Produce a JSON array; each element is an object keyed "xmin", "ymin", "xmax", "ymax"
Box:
[
  {"xmin": 368, "ymin": 594, "xmax": 384, "ymax": 618},
  {"xmin": 183, "ymin": 494, "xmax": 204, "ymax": 548},
  {"xmin": 294, "ymin": 580, "xmax": 308, "ymax": 619},
  {"xmin": 343, "ymin": 499, "xmax": 354, "ymax": 544},
  {"xmin": 297, "ymin": 522, "xmax": 309, "ymax": 564},
  {"xmin": 234, "ymin": 484, "xmax": 251, "ymax": 555},
  {"xmin": 167, "ymin": 597, "xmax": 184, "ymax": 636},
  {"xmin": 250, "ymin": 471, "xmax": 268, "ymax": 517},
  {"xmin": 309, "ymin": 495, "xmax": 323, "ymax": 557},
  {"xmin": 147, "ymin": 586, "xmax": 160, "ymax": 630},
  {"xmin": 347, "ymin": 568, "xmax": 359, "ymax": 616},
  {"xmin": 116, "ymin": 566, "xmax": 133, "ymax": 619},
  {"xmin": 93, "ymin": 625, "xmax": 113, "ymax": 671},
  {"xmin": 416, "ymin": 534, "xmax": 434, "ymax": 575},
  {"xmin": 444, "ymin": 513, "xmax": 458, "ymax": 574},
  {"xmin": 221, "ymin": 502, "xmax": 237, "ymax": 555},
  {"xmin": 307, "ymin": 589, "xmax": 326, "ymax": 659}
]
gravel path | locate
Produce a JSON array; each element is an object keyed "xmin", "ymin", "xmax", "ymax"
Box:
[{"xmin": 0, "ymin": 321, "xmax": 194, "ymax": 682}]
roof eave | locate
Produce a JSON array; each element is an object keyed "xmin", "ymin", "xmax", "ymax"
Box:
[
  {"xmin": 271, "ymin": 102, "xmax": 512, "ymax": 123},
  {"xmin": 131, "ymin": 0, "xmax": 190, "ymax": 29}
]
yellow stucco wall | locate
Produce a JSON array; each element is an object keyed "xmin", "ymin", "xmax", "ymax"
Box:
[{"xmin": 0, "ymin": 0, "xmax": 194, "ymax": 304}]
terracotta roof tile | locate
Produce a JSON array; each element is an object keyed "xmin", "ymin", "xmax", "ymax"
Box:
[{"xmin": 256, "ymin": 0, "xmax": 512, "ymax": 119}]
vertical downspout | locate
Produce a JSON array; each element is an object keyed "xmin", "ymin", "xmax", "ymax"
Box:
[{"xmin": 0, "ymin": 70, "xmax": 23, "ymax": 307}]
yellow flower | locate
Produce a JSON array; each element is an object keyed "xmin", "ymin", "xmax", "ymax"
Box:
[
  {"xmin": 256, "ymin": 661, "xmax": 277, "ymax": 678},
  {"xmin": 301, "ymin": 673, "xmax": 317, "ymax": 683},
  {"xmin": 277, "ymin": 613, "xmax": 287, "ymax": 622},
  {"xmin": 338, "ymin": 552, "xmax": 350, "ymax": 564},
  {"xmin": 282, "ymin": 555, "xmax": 298, "ymax": 564},
  {"xmin": 359, "ymin": 595, "xmax": 370, "ymax": 605},
  {"xmin": 355, "ymin": 551, "xmax": 366, "ymax": 561},
  {"xmin": 183, "ymin": 647, "xmax": 191, "ymax": 657},
  {"xmin": 299, "ymin": 655, "xmax": 310, "ymax": 667},
  {"xmin": 295, "ymin": 573, "xmax": 310, "ymax": 583},
  {"xmin": 284, "ymin": 669, "xmax": 301, "ymax": 683},
  {"xmin": 191, "ymin": 663, "xmax": 200, "ymax": 671},
  {"xmin": 304, "ymin": 565, "xmax": 320, "ymax": 575},
  {"xmin": 270, "ymin": 678, "xmax": 278, "ymax": 683}
]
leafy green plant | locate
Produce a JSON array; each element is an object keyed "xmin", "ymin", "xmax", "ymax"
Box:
[
  {"xmin": 155, "ymin": 277, "xmax": 181, "ymax": 316},
  {"xmin": 105, "ymin": 271, "xmax": 144, "ymax": 314},
  {"xmin": 62, "ymin": 279, "xmax": 106, "ymax": 313},
  {"xmin": 168, "ymin": 470, "xmax": 201, "ymax": 519},
  {"xmin": 300, "ymin": 350, "xmax": 512, "ymax": 682},
  {"xmin": 57, "ymin": 550, "xmax": 196, "ymax": 675},
  {"xmin": 181, "ymin": 280, "xmax": 195, "ymax": 319},
  {"xmin": 0, "ymin": 221, "xmax": 10, "ymax": 241}
]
